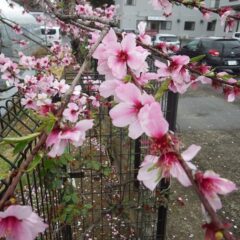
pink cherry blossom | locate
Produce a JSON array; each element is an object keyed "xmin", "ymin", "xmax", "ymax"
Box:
[
  {"xmin": 109, "ymin": 83, "xmax": 155, "ymax": 139},
  {"xmin": 93, "ymin": 29, "xmax": 149, "ymax": 80},
  {"xmin": 139, "ymin": 102, "xmax": 168, "ymax": 139},
  {"xmin": 99, "ymin": 79, "xmax": 123, "ymax": 99},
  {"xmin": 0, "ymin": 205, "xmax": 47, "ymax": 240},
  {"xmin": 21, "ymin": 92, "xmax": 37, "ymax": 110},
  {"xmin": 13, "ymin": 24, "xmax": 22, "ymax": 34},
  {"xmin": 107, "ymin": 33, "xmax": 148, "ymax": 78},
  {"xmin": 137, "ymin": 22, "xmax": 152, "ymax": 45},
  {"xmin": 222, "ymin": 78, "xmax": 240, "ymax": 102},
  {"xmin": 138, "ymin": 144, "xmax": 200, "ymax": 191},
  {"xmin": 219, "ymin": 7, "xmax": 233, "ymax": 26},
  {"xmin": 19, "ymin": 52, "xmax": 36, "ymax": 69},
  {"xmin": 202, "ymin": 222, "xmax": 231, "ymax": 240},
  {"xmin": 201, "ymin": 9, "xmax": 211, "ymax": 21},
  {"xmin": 46, "ymin": 120, "xmax": 94, "ymax": 157},
  {"xmin": 63, "ymin": 103, "xmax": 80, "ymax": 122},
  {"xmin": 151, "ymin": 0, "xmax": 172, "ymax": 16},
  {"xmin": 53, "ymin": 79, "xmax": 70, "ymax": 95},
  {"xmin": 93, "ymin": 28, "xmax": 118, "ymax": 80},
  {"xmin": 195, "ymin": 170, "xmax": 237, "ymax": 211},
  {"xmin": 155, "ymin": 56, "xmax": 191, "ymax": 94},
  {"xmin": 135, "ymin": 72, "xmax": 159, "ymax": 85}
]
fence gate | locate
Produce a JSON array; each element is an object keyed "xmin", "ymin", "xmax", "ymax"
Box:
[{"xmin": 0, "ymin": 71, "xmax": 178, "ymax": 240}]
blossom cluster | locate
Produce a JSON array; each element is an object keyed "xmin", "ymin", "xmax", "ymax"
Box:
[
  {"xmin": 92, "ymin": 27, "xmax": 238, "ymax": 239},
  {"xmin": 0, "ymin": 1, "xmax": 239, "ymax": 239}
]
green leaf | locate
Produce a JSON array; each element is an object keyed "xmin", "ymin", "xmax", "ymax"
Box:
[
  {"xmin": 86, "ymin": 160, "xmax": 101, "ymax": 171},
  {"xmin": 44, "ymin": 118, "xmax": 56, "ymax": 133},
  {"xmin": 103, "ymin": 167, "xmax": 112, "ymax": 176},
  {"xmin": 0, "ymin": 172, "xmax": 9, "ymax": 180},
  {"xmin": 27, "ymin": 154, "xmax": 42, "ymax": 172},
  {"xmin": 190, "ymin": 54, "xmax": 206, "ymax": 63},
  {"xmin": 123, "ymin": 75, "xmax": 132, "ymax": 83},
  {"xmin": 13, "ymin": 141, "xmax": 29, "ymax": 154},
  {"xmin": 1, "ymin": 132, "xmax": 41, "ymax": 144},
  {"xmin": 155, "ymin": 80, "xmax": 170, "ymax": 101}
]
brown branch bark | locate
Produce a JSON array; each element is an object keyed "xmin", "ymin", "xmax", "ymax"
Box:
[
  {"xmin": 170, "ymin": 0, "xmax": 240, "ymax": 21},
  {"xmin": 167, "ymin": 133, "xmax": 236, "ymax": 240},
  {"xmin": 0, "ymin": 27, "xmax": 110, "ymax": 210}
]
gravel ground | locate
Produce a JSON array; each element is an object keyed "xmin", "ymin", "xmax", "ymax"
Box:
[
  {"xmin": 166, "ymin": 86, "xmax": 240, "ymax": 240},
  {"xmin": 167, "ymin": 129, "xmax": 240, "ymax": 240}
]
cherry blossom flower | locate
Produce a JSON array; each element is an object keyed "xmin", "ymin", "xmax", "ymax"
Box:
[
  {"xmin": 195, "ymin": 170, "xmax": 237, "ymax": 211},
  {"xmin": 0, "ymin": 205, "xmax": 47, "ymax": 240},
  {"xmin": 93, "ymin": 28, "xmax": 118, "ymax": 80},
  {"xmin": 202, "ymin": 222, "xmax": 231, "ymax": 240},
  {"xmin": 155, "ymin": 42, "xmax": 168, "ymax": 54},
  {"xmin": 99, "ymin": 79, "xmax": 123, "ymax": 99},
  {"xmin": 135, "ymin": 72, "xmax": 158, "ymax": 85},
  {"xmin": 75, "ymin": 4, "xmax": 93, "ymax": 15},
  {"xmin": 138, "ymin": 144, "xmax": 200, "ymax": 191},
  {"xmin": 223, "ymin": 78, "xmax": 240, "ymax": 102},
  {"xmin": 107, "ymin": 33, "xmax": 149, "ymax": 79},
  {"xmin": 53, "ymin": 79, "xmax": 70, "ymax": 95},
  {"xmin": 72, "ymin": 85, "xmax": 82, "ymax": 96},
  {"xmin": 21, "ymin": 92, "xmax": 37, "ymax": 110},
  {"xmin": 89, "ymin": 31, "xmax": 100, "ymax": 45},
  {"xmin": 63, "ymin": 103, "xmax": 80, "ymax": 122},
  {"xmin": 138, "ymin": 102, "xmax": 168, "ymax": 140},
  {"xmin": 219, "ymin": 7, "xmax": 233, "ymax": 26},
  {"xmin": 137, "ymin": 22, "xmax": 152, "ymax": 45},
  {"xmin": 201, "ymin": 9, "xmax": 211, "ymax": 21},
  {"xmin": 13, "ymin": 24, "xmax": 22, "ymax": 34},
  {"xmin": 13, "ymin": 39, "xmax": 29, "ymax": 47},
  {"xmin": 109, "ymin": 83, "xmax": 155, "ymax": 139},
  {"xmin": 19, "ymin": 52, "xmax": 36, "ymax": 69},
  {"xmin": 195, "ymin": 76, "xmax": 212, "ymax": 85},
  {"xmin": 155, "ymin": 55, "xmax": 191, "ymax": 94},
  {"xmin": 225, "ymin": 18, "xmax": 235, "ymax": 33},
  {"xmin": 151, "ymin": 0, "xmax": 172, "ymax": 16},
  {"xmin": 93, "ymin": 29, "xmax": 149, "ymax": 80},
  {"xmin": 46, "ymin": 120, "xmax": 94, "ymax": 157}
]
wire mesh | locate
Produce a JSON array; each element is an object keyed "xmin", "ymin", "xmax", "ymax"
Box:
[{"xmin": 0, "ymin": 60, "xmax": 178, "ymax": 240}]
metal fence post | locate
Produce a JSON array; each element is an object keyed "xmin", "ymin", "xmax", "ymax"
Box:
[
  {"xmin": 134, "ymin": 137, "xmax": 141, "ymax": 188},
  {"xmin": 156, "ymin": 92, "xmax": 179, "ymax": 240}
]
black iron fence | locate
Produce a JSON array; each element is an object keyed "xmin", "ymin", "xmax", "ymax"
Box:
[{"xmin": 0, "ymin": 70, "xmax": 178, "ymax": 240}]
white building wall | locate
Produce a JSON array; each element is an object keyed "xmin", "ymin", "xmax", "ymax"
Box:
[{"xmin": 115, "ymin": 0, "xmax": 240, "ymax": 39}]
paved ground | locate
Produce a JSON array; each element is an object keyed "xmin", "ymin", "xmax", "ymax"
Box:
[
  {"xmin": 177, "ymin": 85, "xmax": 240, "ymax": 130},
  {"xmin": 166, "ymin": 85, "xmax": 240, "ymax": 239}
]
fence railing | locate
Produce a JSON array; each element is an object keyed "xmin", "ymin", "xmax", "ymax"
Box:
[{"xmin": 0, "ymin": 70, "xmax": 178, "ymax": 240}]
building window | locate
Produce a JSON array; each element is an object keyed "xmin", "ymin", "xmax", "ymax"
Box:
[
  {"xmin": 215, "ymin": 0, "xmax": 220, "ymax": 8},
  {"xmin": 160, "ymin": 21, "xmax": 172, "ymax": 30},
  {"xmin": 207, "ymin": 20, "xmax": 216, "ymax": 31},
  {"xmin": 184, "ymin": 21, "xmax": 195, "ymax": 31},
  {"xmin": 125, "ymin": 0, "xmax": 135, "ymax": 5},
  {"xmin": 210, "ymin": 0, "xmax": 220, "ymax": 8},
  {"xmin": 148, "ymin": 21, "xmax": 160, "ymax": 32}
]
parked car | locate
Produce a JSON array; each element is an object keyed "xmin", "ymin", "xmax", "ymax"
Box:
[
  {"xmin": 40, "ymin": 26, "xmax": 62, "ymax": 47},
  {"xmin": 232, "ymin": 32, "xmax": 240, "ymax": 41},
  {"xmin": 177, "ymin": 38, "xmax": 240, "ymax": 74},
  {"xmin": 152, "ymin": 34, "xmax": 180, "ymax": 48}
]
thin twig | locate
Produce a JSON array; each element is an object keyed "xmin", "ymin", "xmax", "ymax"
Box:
[
  {"xmin": 0, "ymin": 27, "xmax": 110, "ymax": 210},
  {"xmin": 167, "ymin": 133, "xmax": 235, "ymax": 240},
  {"xmin": 0, "ymin": 17, "xmax": 51, "ymax": 53},
  {"xmin": 170, "ymin": 0, "xmax": 240, "ymax": 21}
]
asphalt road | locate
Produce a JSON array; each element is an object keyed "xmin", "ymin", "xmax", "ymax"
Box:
[{"xmin": 177, "ymin": 85, "xmax": 240, "ymax": 130}]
